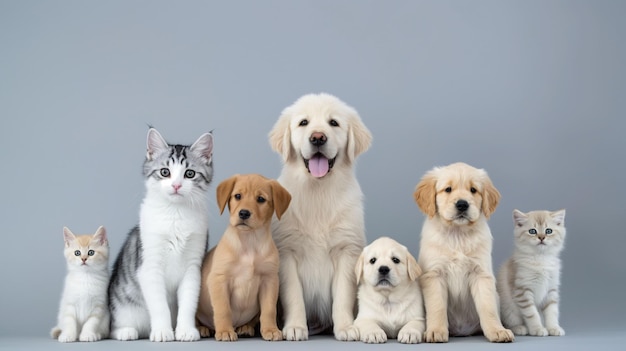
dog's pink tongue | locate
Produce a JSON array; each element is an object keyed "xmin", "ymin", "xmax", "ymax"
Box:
[{"xmin": 309, "ymin": 154, "xmax": 329, "ymax": 178}]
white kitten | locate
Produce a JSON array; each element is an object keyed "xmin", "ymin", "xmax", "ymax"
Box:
[
  {"xmin": 51, "ymin": 226, "xmax": 110, "ymax": 342},
  {"xmin": 497, "ymin": 209, "xmax": 566, "ymax": 336}
]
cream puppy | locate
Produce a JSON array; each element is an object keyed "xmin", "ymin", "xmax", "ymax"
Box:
[
  {"xmin": 414, "ymin": 162, "xmax": 513, "ymax": 343},
  {"xmin": 354, "ymin": 237, "xmax": 425, "ymax": 344}
]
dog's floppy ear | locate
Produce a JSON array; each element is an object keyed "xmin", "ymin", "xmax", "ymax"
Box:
[
  {"xmin": 354, "ymin": 250, "xmax": 365, "ymax": 285},
  {"xmin": 347, "ymin": 113, "xmax": 372, "ymax": 163},
  {"xmin": 406, "ymin": 251, "xmax": 422, "ymax": 281},
  {"xmin": 216, "ymin": 175, "xmax": 239, "ymax": 215},
  {"xmin": 414, "ymin": 170, "xmax": 438, "ymax": 218},
  {"xmin": 270, "ymin": 180, "xmax": 291, "ymax": 220},
  {"xmin": 269, "ymin": 111, "xmax": 295, "ymax": 163},
  {"xmin": 481, "ymin": 174, "xmax": 500, "ymax": 218}
]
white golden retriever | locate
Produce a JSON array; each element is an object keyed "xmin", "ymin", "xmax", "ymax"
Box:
[
  {"xmin": 268, "ymin": 93, "xmax": 372, "ymax": 341},
  {"xmin": 414, "ymin": 162, "xmax": 514, "ymax": 343},
  {"xmin": 354, "ymin": 237, "xmax": 425, "ymax": 344}
]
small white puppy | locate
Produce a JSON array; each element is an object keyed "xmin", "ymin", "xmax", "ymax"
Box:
[{"xmin": 354, "ymin": 237, "xmax": 425, "ymax": 344}]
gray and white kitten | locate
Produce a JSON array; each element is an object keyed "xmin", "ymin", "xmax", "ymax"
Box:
[
  {"xmin": 497, "ymin": 209, "xmax": 567, "ymax": 336},
  {"xmin": 108, "ymin": 128, "xmax": 213, "ymax": 342},
  {"xmin": 51, "ymin": 226, "xmax": 110, "ymax": 342}
]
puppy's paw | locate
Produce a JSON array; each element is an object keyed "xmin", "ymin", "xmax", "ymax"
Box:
[
  {"xmin": 335, "ymin": 325, "xmax": 359, "ymax": 341},
  {"xmin": 485, "ymin": 328, "xmax": 515, "ymax": 342},
  {"xmin": 236, "ymin": 324, "xmax": 255, "ymax": 337},
  {"xmin": 510, "ymin": 325, "xmax": 529, "ymax": 336},
  {"xmin": 214, "ymin": 329, "xmax": 238, "ymax": 341},
  {"xmin": 198, "ymin": 325, "xmax": 212, "ymax": 338},
  {"xmin": 547, "ymin": 326, "xmax": 565, "ymax": 336},
  {"xmin": 282, "ymin": 326, "xmax": 308, "ymax": 341},
  {"xmin": 175, "ymin": 326, "xmax": 200, "ymax": 341},
  {"xmin": 79, "ymin": 331, "xmax": 101, "ymax": 342},
  {"xmin": 528, "ymin": 326, "xmax": 548, "ymax": 337},
  {"xmin": 261, "ymin": 327, "xmax": 283, "ymax": 341},
  {"xmin": 398, "ymin": 328, "xmax": 423, "ymax": 344},
  {"xmin": 424, "ymin": 327, "xmax": 449, "ymax": 343},
  {"xmin": 111, "ymin": 327, "xmax": 139, "ymax": 341},
  {"xmin": 150, "ymin": 327, "xmax": 175, "ymax": 342},
  {"xmin": 57, "ymin": 331, "xmax": 77, "ymax": 343},
  {"xmin": 361, "ymin": 328, "xmax": 387, "ymax": 344}
]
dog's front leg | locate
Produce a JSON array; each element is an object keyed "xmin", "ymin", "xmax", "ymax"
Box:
[
  {"xmin": 420, "ymin": 269, "xmax": 449, "ymax": 343},
  {"xmin": 331, "ymin": 246, "xmax": 360, "ymax": 341},
  {"xmin": 469, "ymin": 270, "xmax": 514, "ymax": 343},
  {"xmin": 279, "ymin": 253, "xmax": 308, "ymax": 341},
  {"xmin": 259, "ymin": 272, "xmax": 282, "ymax": 341},
  {"xmin": 209, "ymin": 273, "xmax": 237, "ymax": 341}
]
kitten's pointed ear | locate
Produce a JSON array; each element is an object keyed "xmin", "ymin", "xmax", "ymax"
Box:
[
  {"xmin": 190, "ymin": 132, "xmax": 214, "ymax": 161},
  {"xmin": 551, "ymin": 209, "xmax": 566, "ymax": 226},
  {"xmin": 63, "ymin": 227, "xmax": 76, "ymax": 247},
  {"xmin": 146, "ymin": 128, "xmax": 169, "ymax": 160},
  {"xmin": 216, "ymin": 175, "xmax": 238, "ymax": 215},
  {"xmin": 513, "ymin": 209, "xmax": 528, "ymax": 227},
  {"xmin": 92, "ymin": 226, "xmax": 108, "ymax": 246},
  {"xmin": 354, "ymin": 251, "xmax": 365, "ymax": 285}
]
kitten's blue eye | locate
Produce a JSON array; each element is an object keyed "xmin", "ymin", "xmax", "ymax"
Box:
[
  {"xmin": 445, "ymin": 187, "xmax": 452, "ymax": 193},
  {"xmin": 299, "ymin": 119, "xmax": 308, "ymax": 126},
  {"xmin": 88, "ymin": 250, "xmax": 95, "ymax": 256},
  {"xmin": 528, "ymin": 229, "xmax": 537, "ymax": 235},
  {"xmin": 369, "ymin": 257, "xmax": 376, "ymax": 264},
  {"xmin": 234, "ymin": 194, "xmax": 241, "ymax": 200},
  {"xmin": 184, "ymin": 170, "xmax": 195, "ymax": 178},
  {"xmin": 329, "ymin": 119, "xmax": 339, "ymax": 127},
  {"xmin": 74, "ymin": 250, "xmax": 81, "ymax": 256},
  {"xmin": 160, "ymin": 168, "xmax": 170, "ymax": 177},
  {"xmin": 545, "ymin": 228, "xmax": 553, "ymax": 235},
  {"xmin": 257, "ymin": 196, "xmax": 266, "ymax": 203},
  {"xmin": 392, "ymin": 257, "xmax": 400, "ymax": 264}
]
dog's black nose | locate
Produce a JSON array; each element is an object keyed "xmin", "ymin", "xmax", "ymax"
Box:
[
  {"xmin": 378, "ymin": 266, "xmax": 390, "ymax": 275},
  {"xmin": 309, "ymin": 132, "xmax": 327, "ymax": 146},
  {"xmin": 456, "ymin": 200, "xmax": 469, "ymax": 212},
  {"xmin": 239, "ymin": 209, "xmax": 251, "ymax": 220}
]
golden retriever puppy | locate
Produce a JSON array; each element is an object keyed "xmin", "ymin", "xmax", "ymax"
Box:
[
  {"xmin": 196, "ymin": 174, "xmax": 291, "ymax": 341},
  {"xmin": 414, "ymin": 162, "xmax": 514, "ymax": 343},
  {"xmin": 354, "ymin": 237, "xmax": 425, "ymax": 344},
  {"xmin": 268, "ymin": 93, "xmax": 372, "ymax": 341}
]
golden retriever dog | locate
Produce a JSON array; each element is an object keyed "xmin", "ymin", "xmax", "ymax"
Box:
[
  {"xmin": 196, "ymin": 174, "xmax": 291, "ymax": 341},
  {"xmin": 268, "ymin": 93, "xmax": 372, "ymax": 341},
  {"xmin": 414, "ymin": 162, "xmax": 514, "ymax": 343},
  {"xmin": 354, "ymin": 237, "xmax": 425, "ymax": 344}
]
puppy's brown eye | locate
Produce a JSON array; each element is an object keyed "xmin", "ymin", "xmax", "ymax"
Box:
[
  {"xmin": 369, "ymin": 258, "xmax": 376, "ymax": 264},
  {"xmin": 470, "ymin": 187, "xmax": 477, "ymax": 193},
  {"xmin": 329, "ymin": 119, "xmax": 339, "ymax": 127},
  {"xmin": 257, "ymin": 196, "xmax": 266, "ymax": 203},
  {"xmin": 234, "ymin": 194, "xmax": 241, "ymax": 200},
  {"xmin": 392, "ymin": 257, "xmax": 400, "ymax": 264},
  {"xmin": 299, "ymin": 119, "xmax": 308, "ymax": 126},
  {"xmin": 445, "ymin": 187, "xmax": 452, "ymax": 193}
]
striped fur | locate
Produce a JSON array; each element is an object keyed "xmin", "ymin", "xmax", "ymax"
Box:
[{"xmin": 108, "ymin": 128, "xmax": 213, "ymax": 342}]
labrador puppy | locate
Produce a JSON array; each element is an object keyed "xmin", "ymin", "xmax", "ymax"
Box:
[
  {"xmin": 268, "ymin": 93, "xmax": 372, "ymax": 341},
  {"xmin": 354, "ymin": 237, "xmax": 425, "ymax": 344},
  {"xmin": 414, "ymin": 162, "xmax": 514, "ymax": 343},
  {"xmin": 196, "ymin": 174, "xmax": 291, "ymax": 341}
]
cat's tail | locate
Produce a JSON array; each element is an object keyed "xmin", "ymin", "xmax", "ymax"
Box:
[{"xmin": 50, "ymin": 326, "xmax": 61, "ymax": 339}]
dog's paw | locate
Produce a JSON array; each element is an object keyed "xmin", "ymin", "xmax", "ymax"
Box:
[
  {"xmin": 547, "ymin": 326, "xmax": 565, "ymax": 336},
  {"xmin": 424, "ymin": 327, "xmax": 449, "ymax": 343},
  {"xmin": 57, "ymin": 331, "xmax": 78, "ymax": 343},
  {"xmin": 282, "ymin": 326, "xmax": 308, "ymax": 341},
  {"xmin": 398, "ymin": 328, "xmax": 423, "ymax": 344},
  {"xmin": 198, "ymin": 325, "xmax": 212, "ymax": 338},
  {"xmin": 175, "ymin": 326, "xmax": 200, "ymax": 341},
  {"xmin": 335, "ymin": 325, "xmax": 359, "ymax": 341},
  {"xmin": 261, "ymin": 327, "xmax": 283, "ymax": 341},
  {"xmin": 485, "ymin": 328, "xmax": 515, "ymax": 342},
  {"xmin": 361, "ymin": 328, "xmax": 387, "ymax": 344},
  {"xmin": 111, "ymin": 327, "xmax": 139, "ymax": 341},
  {"xmin": 214, "ymin": 329, "xmax": 238, "ymax": 341},
  {"xmin": 150, "ymin": 327, "xmax": 175, "ymax": 342},
  {"xmin": 510, "ymin": 325, "xmax": 529, "ymax": 336},
  {"xmin": 236, "ymin": 324, "xmax": 255, "ymax": 337},
  {"xmin": 528, "ymin": 326, "xmax": 548, "ymax": 337},
  {"xmin": 79, "ymin": 331, "xmax": 101, "ymax": 342}
]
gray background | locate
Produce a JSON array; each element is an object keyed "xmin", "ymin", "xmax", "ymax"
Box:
[{"xmin": 1, "ymin": 0, "xmax": 624, "ymax": 349}]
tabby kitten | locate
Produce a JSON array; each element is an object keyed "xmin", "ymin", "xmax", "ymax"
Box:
[
  {"xmin": 496, "ymin": 209, "xmax": 567, "ymax": 336},
  {"xmin": 108, "ymin": 128, "xmax": 214, "ymax": 342},
  {"xmin": 51, "ymin": 226, "xmax": 110, "ymax": 342}
]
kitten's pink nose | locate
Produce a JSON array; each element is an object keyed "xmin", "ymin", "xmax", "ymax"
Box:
[
  {"xmin": 172, "ymin": 183, "xmax": 182, "ymax": 192},
  {"xmin": 81, "ymin": 258, "xmax": 87, "ymax": 263}
]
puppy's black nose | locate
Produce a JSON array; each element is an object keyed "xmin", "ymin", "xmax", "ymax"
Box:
[
  {"xmin": 309, "ymin": 132, "xmax": 327, "ymax": 146},
  {"xmin": 378, "ymin": 266, "xmax": 390, "ymax": 275},
  {"xmin": 239, "ymin": 209, "xmax": 251, "ymax": 220},
  {"xmin": 456, "ymin": 200, "xmax": 469, "ymax": 212}
]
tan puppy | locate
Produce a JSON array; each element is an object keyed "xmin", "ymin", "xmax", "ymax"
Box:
[
  {"xmin": 196, "ymin": 174, "xmax": 291, "ymax": 341},
  {"xmin": 354, "ymin": 237, "xmax": 425, "ymax": 344},
  {"xmin": 414, "ymin": 162, "xmax": 513, "ymax": 343}
]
